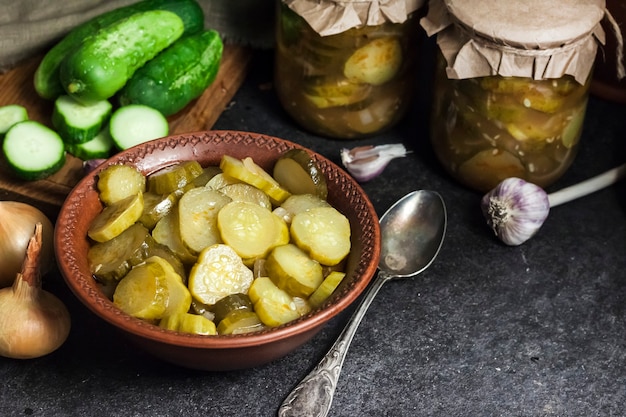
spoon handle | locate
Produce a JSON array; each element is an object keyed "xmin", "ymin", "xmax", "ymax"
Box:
[{"xmin": 278, "ymin": 272, "xmax": 390, "ymax": 417}]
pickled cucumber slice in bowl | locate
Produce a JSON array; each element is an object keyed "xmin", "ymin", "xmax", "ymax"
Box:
[{"xmin": 54, "ymin": 130, "xmax": 380, "ymax": 371}]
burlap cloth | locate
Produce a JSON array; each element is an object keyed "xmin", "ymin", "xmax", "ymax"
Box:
[{"xmin": 0, "ymin": 0, "xmax": 275, "ymax": 72}]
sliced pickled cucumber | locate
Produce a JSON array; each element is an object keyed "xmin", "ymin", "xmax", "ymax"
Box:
[
  {"xmin": 152, "ymin": 208, "xmax": 197, "ymax": 264},
  {"xmin": 219, "ymin": 183, "xmax": 272, "ymax": 209},
  {"xmin": 303, "ymin": 78, "xmax": 371, "ymax": 109},
  {"xmin": 217, "ymin": 309, "xmax": 264, "ymax": 335},
  {"xmin": 146, "ymin": 241, "xmax": 187, "ymax": 281},
  {"xmin": 273, "ymin": 149, "xmax": 328, "ymax": 199},
  {"xmin": 457, "ymin": 149, "xmax": 525, "ymax": 192},
  {"xmin": 480, "ymin": 76, "xmax": 567, "ymax": 114},
  {"xmin": 188, "ymin": 244, "xmax": 254, "ymax": 305},
  {"xmin": 265, "ymin": 243, "xmax": 323, "ymax": 298},
  {"xmin": 211, "ymin": 293, "xmax": 253, "ymax": 324},
  {"xmin": 343, "ymin": 37, "xmax": 402, "ymax": 86},
  {"xmin": 561, "ymin": 105, "xmax": 586, "ymax": 148},
  {"xmin": 113, "ymin": 257, "xmax": 171, "ymax": 320},
  {"xmin": 278, "ymin": 194, "xmax": 330, "ymax": 223},
  {"xmin": 88, "ymin": 222, "xmax": 153, "ymax": 282},
  {"xmin": 217, "ymin": 201, "xmax": 288, "ymax": 260},
  {"xmin": 505, "ymin": 111, "xmax": 568, "ymax": 142},
  {"xmin": 97, "ymin": 164, "xmax": 146, "ymax": 206},
  {"xmin": 178, "ymin": 187, "xmax": 231, "ymax": 254},
  {"xmin": 160, "ymin": 312, "xmax": 217, "ymax": 335},
  {"xmin": 308, "ymin": 271, "xmax": 346, "ymax": 308},
  {"xmin": 290, "ymin": 206, "xmax": 351, "ymax": 266},
  {"xmin": 88, "ymin": 191, "xmax": 144, "ymax": 243},
  {"xmin": 206, "ymin": 172, "xmax": 241, "ymax": 190},
  {"xmin": 220, "ymin": 155, "xmax": 291, "ymax": 204},
  {"xmin": 147, "ymin": 160, "xmax": 204, "ymax": 195},
  {"xmin": 147, "ymin": 256, "xmax": 192, "ymax": 316},
  {"xmin": 248, "ymin": 276, "xmax": 301, "ymax": 327},
  {"xmin": 191, "ymin": 166, "xmax": 222, "ymax": 187},
  {"xmin": 139, "ymin": 191, "xmax": 176, "ymax": 230}
]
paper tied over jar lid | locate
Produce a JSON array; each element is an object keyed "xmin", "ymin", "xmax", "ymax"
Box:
[
  {"xmin": 421, "ymin": 0, "xmax": 624, "ymax": 84},
  {"xmin": 283, "ymin": 0, "xmax": 425, "ymax": 37}
]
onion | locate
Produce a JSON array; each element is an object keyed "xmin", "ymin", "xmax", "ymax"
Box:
[
  {"xmin": 0, "ymin": 201, "xmax": 55, "ymax": 287},
  {"xmin": 0, "ymin": 223, "xmax": 71, "ymax": 358}
]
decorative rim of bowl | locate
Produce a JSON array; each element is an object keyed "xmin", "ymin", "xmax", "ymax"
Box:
[{"xmin": 55, "ymin": 130, "xmax": 381, "ymax": 349}]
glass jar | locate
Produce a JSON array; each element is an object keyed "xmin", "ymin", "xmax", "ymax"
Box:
[
  {"xmin": 274, "ymin": 0, "xmax": 424, "ymax": 139},
  {"xmin": 421, "ymin": 0, "xmax": 607, "ymax": 192},
  {"xmin": 430, "ymin": 55, "xmax": 593, "ymax": 192}
]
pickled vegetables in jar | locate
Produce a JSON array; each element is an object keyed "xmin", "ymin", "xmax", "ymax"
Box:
[
  {"xmin": 421, "ymin": 0, "xmax": 607, "ymax": 191},
  {"xmin": 274, "ymin": 0, "xmax": 424, "ymax": 139},
  {"xmin": 430, "ymin": 54, "xmax": 592, "ymax": 191}
]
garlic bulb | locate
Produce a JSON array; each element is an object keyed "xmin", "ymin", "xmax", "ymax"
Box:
[
  {"xmin": 340, "ymin": 144, "xmax": 408, "ymax": 182},
  {"xmin": 482, "ymin": 163, "xmax": 626, "ymax": 246},
  {"xmin": 481, "ymin": 177, "xmax": 550, "ymax": 246}
]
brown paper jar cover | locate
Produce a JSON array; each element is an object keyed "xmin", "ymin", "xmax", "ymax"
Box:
[
  {"xmin": 421, "ymin": 0, "xmax": 607, "ymax": 84},
  {"xmin": 284, "ymin": 0, "xmax": 425, "ymax": 36}
]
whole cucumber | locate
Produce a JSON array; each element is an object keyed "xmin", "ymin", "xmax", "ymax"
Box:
[
  {"xmin": 118, "ymin": 30, "xmax": 224, "ymax": 116},
  {"xmin": 60, "ymin": 10, "xmax": 185, "ymax": 104},
  {"xmin": 34, "ymin": 0, "xmax": 204, "ymax": 101}
]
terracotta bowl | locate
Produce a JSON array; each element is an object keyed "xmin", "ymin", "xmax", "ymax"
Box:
[{"xmin": 54, "ymin": 130, "xmax": 381, "ymax": 371}]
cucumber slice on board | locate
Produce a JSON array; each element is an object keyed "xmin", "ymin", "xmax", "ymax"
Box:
[
  {"xmin": 2, "ymin": 120, "xmax": 66, "ymax": 180},
  {"xmin": 109, "ymin": 105, "xmax": 169, "ymax": 150},
  {"xmin": 65, "ymin": 126, "xmax": 114, "ymax": 160},
  {"xmin": 52, "ymin": 95, "xmax": 112, "ymax": 144},
  {"xmin": 0, "ymin": 104, "xmax": 28, "ymax": 135}
]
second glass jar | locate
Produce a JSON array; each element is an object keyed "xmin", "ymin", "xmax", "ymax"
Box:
[
  {"xmin": 431, "ymin": 54, "xmax": 592, "ymax": 192},
  {"xmin": 274, "ymin": 2, "xmax": 422, "ymax": 139}
]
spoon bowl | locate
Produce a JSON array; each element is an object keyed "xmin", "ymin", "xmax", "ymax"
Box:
[
  {"xmin": 279, "ymin": 190, "xmax": 447, "ymax": 417},
  {"xmin": 380, "ymin": 190, "xmax": 447, "ymax": 277}
]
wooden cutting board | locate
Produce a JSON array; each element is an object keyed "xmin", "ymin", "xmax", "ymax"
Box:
[{"xmin": 0, "ymin": 44, "xmax": 251, "ymax": 214}]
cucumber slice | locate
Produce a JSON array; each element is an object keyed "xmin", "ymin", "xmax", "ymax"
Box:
[
  {"xmin": 87, "ymin": 191, "xmax": 144, "ymax": 242},
  {"xmin": 2, "ymin": 120, "xmax": 66, "ymax": 180},
  {"xmin": 273, "ymin": 149, "xmax": 328, "ymax": 199},
  {"xmin": 0, "ymin": 104, "xmax": 28, "ymax": 135},
  {"xmin": 219, "ymin": 155, "xmax": 291, "ymax": 204},
  {"xmin": 109, "ymin": 104, "xmax": 169, "ymax": 150},
  {"xmin": 97, "ymin": 164, "xmax": 147, "ymax": 206},
  {"xmin": 52, "ymin": 95, "xmax": 112, "ymax": 144},
  {"xmin": 290, "ymin": 206, "xmax": 351, "ymax": 266},
  {"xmin": 308, "ymin": 271, "xmax": 346, "ymax": 308},
  {"xmin": 65, "ymin": 126, "xmax": 114, "ymax": 160},
  {"xmin": 265, "ymin": 243, "xmax": 324, "ymax": 298}
]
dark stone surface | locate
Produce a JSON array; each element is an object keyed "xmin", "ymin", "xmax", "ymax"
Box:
[{"xmin": 1, "ymin": 47, "xmax": 625, "ymax": 417}]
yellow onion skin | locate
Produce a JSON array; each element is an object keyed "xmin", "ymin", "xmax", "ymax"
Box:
[
  {"xmin": 0, "ymin": 282, "xmax": 71, "ymax": 359},
  {"xmin": 0, "ymin": 202, "xmax": 55, "ymax": 288}
]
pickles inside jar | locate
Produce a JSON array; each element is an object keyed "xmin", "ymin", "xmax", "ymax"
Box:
[
  {"xmin": 274, "ymin": 6, "xmax": 420, "ymax": 139},
  {"xmin": 431, "ymin": 63, "xmax": 591, "ymax": 190}
]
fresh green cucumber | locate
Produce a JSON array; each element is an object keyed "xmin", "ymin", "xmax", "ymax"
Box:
[
  {"xmin": 2, "ymin": 121, "xmax": 66, "ymax": 180},
  {"xmin": 52, "ymin": 95, "xmax": 112, "ymax": 144},
  {"xmin": 0, "ymin": 104, "xmax": 28, "ymax": 135},
  {"xmin": 34, "ymin": 0, "xmax": 205, "ymax": 100},
  {"xmin": 65, "ymin": 126, "xmax": 114, "ymax": 160},
  {"xmin": 59, "ymin": 10, "xmax": 185, "ymax": 104},
  {"xmin": 109, "ymin": 104, "xmax": 169, "ymax": 150},
  {"xmin": 118, "ymin": 29, "xmax": 224, "ymax": 116}
]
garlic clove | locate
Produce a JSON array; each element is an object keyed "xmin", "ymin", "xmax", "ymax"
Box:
[
  {"xmin": 481, "ymin": 177, "xmax": 550, "ymax": 246},
  {"xmin": 340, "ymin": 144, "xmax": 408, "ymax": 182}
]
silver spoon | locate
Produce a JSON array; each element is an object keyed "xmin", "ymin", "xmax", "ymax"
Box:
[{"xmin": 278, "ymin": 190, "xmax": 447, "ymax": 417}]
